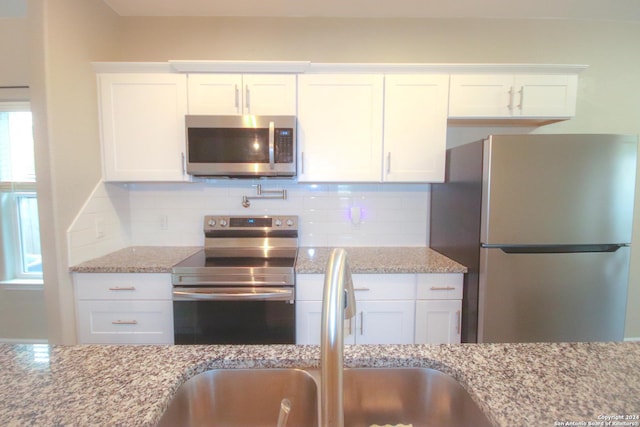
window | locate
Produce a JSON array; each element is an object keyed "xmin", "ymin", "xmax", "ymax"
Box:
[{"xmin": 0, "ymin": 102, "xmax": 42, "ymax": 281}]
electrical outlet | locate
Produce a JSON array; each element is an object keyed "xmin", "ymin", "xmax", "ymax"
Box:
[{"xmin": 95, "ymin": 217, "xmax": 105, "ymax": 239}]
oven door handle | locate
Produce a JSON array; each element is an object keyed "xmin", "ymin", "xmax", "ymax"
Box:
[{"xmin": 172, "ymin": 287, "xmax": 294, "ymax": 301}]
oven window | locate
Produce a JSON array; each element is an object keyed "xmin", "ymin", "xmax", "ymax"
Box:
[{"xmin": 174, "ymin": 300, "xmax": 295, "ymax": 345}]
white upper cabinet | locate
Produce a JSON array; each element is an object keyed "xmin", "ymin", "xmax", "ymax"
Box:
[
  {"xmin": 297, "ymin": 74, "xmax": 384, "ymax": 182},
  {"xmin": 187, "ymin": 74, "xmax": 296, "ymax": 115},
  {"xmin": 383, "ymin": 74, "xmax": 449, "ymax": 182},
  {"xmin": 98, "ymin": 73, "xmax": 189, "ymax": 182},
  {"xmin": 448, "ymin": 74, "xmax": 578, "ymax": 119}
]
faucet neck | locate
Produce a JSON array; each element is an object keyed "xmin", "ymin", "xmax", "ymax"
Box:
[{"xmin": 320, "ymin": 248, "xmax": 355, "ymax": 427}]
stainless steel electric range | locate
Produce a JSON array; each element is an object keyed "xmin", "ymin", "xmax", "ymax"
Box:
[{"xmin": 171, "ymin": 215, "xmax": 298, "ymax": 344}]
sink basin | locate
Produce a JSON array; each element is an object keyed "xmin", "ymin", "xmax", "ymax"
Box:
[
  {"xmin": 158, "ymin": 367, "xmax": 491, "ymax": 427},
  {"xmin": 340, "ymin": 368, "xmax": 493, "ymax": 427},
  {"xmin": 157, "ymin": 368, "xmax": 318, "ymax": 427}
]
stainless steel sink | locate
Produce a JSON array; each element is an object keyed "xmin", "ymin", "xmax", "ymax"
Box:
[
  {"xmin": 157, "ymin": 368, "xmax": 318, "ymax": 427},
  {"xmin": 339, "ymin": 367, "xmax": 493, "ymax": 427},
  {"xmin": 157, "ymin": 367, "xmax": 492, "ymax": 427}
]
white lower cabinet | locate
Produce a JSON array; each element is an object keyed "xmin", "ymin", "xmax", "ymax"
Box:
[
  {"xmin": 74, "ymin": 273, "xmax": 174, "ymax": 344},
  {"xmin": 347, "ymin": 300, "xmax": 415, "ymax": 345},
  {"xmin": 414, "ymin": 274, "xmax": 463, "ymax": 344},
  {"xmin": 296, "ymin": 273, "xmax": 420, "ymax": 345}
]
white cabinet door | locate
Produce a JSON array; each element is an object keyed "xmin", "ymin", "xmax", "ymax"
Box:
[
  {"xmin": 448, "ymin": 74, "xmax": 514, "ymax": 117},
  {"xmin": 243, "ymin": 74, "xmax": 297, "ymax": 115},
  {"xmin": 297, "ymin": 74, "xmax": 384, "ymax": 182},
  {"xmin": 515, "ymin": 74, "xmax": 578, "ymax": 117},
  {"xmin": 99, "ymin": 73, "xmax": 189, "ymax": 182},
  {"xmin": 415, "ymin": 300, "xmax": 462, "ymax": 344},
  {"xmin": 383, "ymin": 74, "xmax": 449, "ymax": 182},
  {"xmin": 296, "ymin": 300, "xmax": 323, "ymax": 345},
  {"xmin": 187, "ymin": 74, "xmax": 242, "ymax": 115},
  {"xmin": 187, "ymin": 74, "xmax": 296, "ymax": 115},
  {"xmin": 295, "ymin": 273, "xmax": 415, "ymax": 345},
  {"xmin": 449, "ymin": 74, "xmax": 578, "ymax": 119},
  {"xmin": 355, "ymin": 300, "xmax": 415, "ymax": 344},
  {"xmin": 296, "ymin": 300, "xmax": 414, "ymax": 345}
]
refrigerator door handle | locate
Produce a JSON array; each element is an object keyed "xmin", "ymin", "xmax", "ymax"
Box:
[{"xmin": 482, "ymin": 244, "xmax": 627, "ymax": 254}]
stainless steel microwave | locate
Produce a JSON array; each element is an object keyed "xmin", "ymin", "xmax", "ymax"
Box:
[{"xmin": 185, "ymin": 115, "xmax": 296, "ymax": 178}]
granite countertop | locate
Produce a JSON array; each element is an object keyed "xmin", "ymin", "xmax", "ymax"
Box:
[
  {"xmin": 69, "ymin": 246, "xmax": 467, "ymax": 274},
  {"xmin": 69, "ymin": 246, "xmax": 202, "ymax": 273},
  {"xmin": 1, "ymin": 342, "xmax": 639, "ymax": 426},
  {"xmin": 296, "ymin": 246, "xmax": 467, "ymax": 274}
]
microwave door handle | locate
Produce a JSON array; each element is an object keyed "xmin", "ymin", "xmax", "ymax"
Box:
[{"xmin": 268, "ymin": 121, "xmax": 275, "ymax": 170}]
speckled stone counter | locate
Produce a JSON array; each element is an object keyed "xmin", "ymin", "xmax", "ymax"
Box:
[
  {"xmin": 69, "ymin": 246, "xmax": 201, "ymax": 273},
  {"xmin": 1, "ymin": 342, "xmax": 638, "ymax": 427},
  {"xmin": 296, "ymin": 247, "xmax": 467, "ymax": 274},
  {"xmin": 69, "ymin": 246, "xmax": 466, "ymax": 275}
]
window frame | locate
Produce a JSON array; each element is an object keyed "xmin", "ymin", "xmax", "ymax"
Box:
[{"xmin": 0, "ymin": 101, "xmax": 42, "ymax": 284}]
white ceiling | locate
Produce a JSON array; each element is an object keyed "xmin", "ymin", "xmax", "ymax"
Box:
[{"xmin": 102, "ymin": 0, "xmax": 640, "ymax": 21}]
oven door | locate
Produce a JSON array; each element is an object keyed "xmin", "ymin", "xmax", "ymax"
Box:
[{"xmin": 172, "ymin": 286, "xmax": 295, "ymax": 345}]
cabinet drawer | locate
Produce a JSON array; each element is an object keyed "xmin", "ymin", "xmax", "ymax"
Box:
[
  {"xmin": 352, "ymin": 274, "xmax": 416, "ymax": 300},
  {"xmin": 76, "ymin": 300, "xmax": 173, "ymax": 344},
  {"xmin": 74, "ymin": 273, "xmax": 172, "ymax": 300},
  {"xmin": 416, "ymin": 274, "xmax": 463, "ymax": 300},
  {"xmin": 296, "ymin": 274, "xmax": 415, "ymax": 301}
]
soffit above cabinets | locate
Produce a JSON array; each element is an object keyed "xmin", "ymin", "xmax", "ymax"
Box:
[
  {"xmin": 92, "ymin": 61, "xmax": 589, "ymax": 75},
  {"xmin": 101, "ymin": 0, "xmax": 640, "ymax": 22}
]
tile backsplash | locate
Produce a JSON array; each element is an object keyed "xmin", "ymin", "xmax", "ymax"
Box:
[{"xmin": 67, "ymin": 179, "xmax": 430, "ymax": 265}]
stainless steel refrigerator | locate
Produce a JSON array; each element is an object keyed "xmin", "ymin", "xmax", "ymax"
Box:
[{"xmin": 430, "ymin": 134, "xmax": 637, "ymax": 343}]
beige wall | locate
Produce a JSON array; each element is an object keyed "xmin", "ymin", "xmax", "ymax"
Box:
[
  {"xmin": 29, "ymin": 7, "xmax": 640, "ymax": 341},
  {"xmin": 0, "ymin": 16, "xmax": 29, "ymax": 86},
  {"xmin": 29, "ymin": 0, "xmax": 120, "ymax": 343}
]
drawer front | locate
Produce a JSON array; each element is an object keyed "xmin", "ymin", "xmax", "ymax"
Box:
[
  {"xmin": 352, "ymin": 274, "xmax": 415, "ymax": 300},
  {"xmin": 74, "ymin": 273, "xmax": 172, "ymax": 300},
  {"xmin": 296, "ymin": 274, "xmax": 415, "ymax": 301},
  {"xmin": 76, "ymin": 300, "xmax": 173, "ymax": 344},
  {"xmin": 416, "ymin": 273, "xmax": 463, "ymax": 300}
]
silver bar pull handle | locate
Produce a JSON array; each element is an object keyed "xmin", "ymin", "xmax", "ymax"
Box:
[
  {"xmin": 181, "ymin": 152, "xmax": 186, "ymax": 175},
  {"xmin": 360, "ymin": 311, "xmax": 364, "ymax": 335},
  {"xmin": 112, "ymin": 320, "xmax": 138, "ymax": 325},
  {"xmin": 456, "ymin": 310, "xmax": 461, "ymax": 335},
  {"xmin": 517, "ymin": 86, "xmax": 524, "ymax": 110},
  {"xmin": 386, "ymin": 152, "xmax": 391, "ymax": 174},
  {"xmin": 245, "ymin": 85, "xmax": 250, "ymax": 113},
  {"xmin": 268, "ymin": 121, "xmax": 275, "ymax": 170},
  {"xmin": 109, "ymin": 286, "xmax": 136, "ymax": 291},
  {"xmin": 234, "ymin": 84, "xmax": 240, "ymax": 112},
  {"xmin": 430, "ymin": 286, "xmax": 456, "ymax": 291},
  {"xmin": 301, "ymin": 152, "xmax": 305, "ymax": 175},
  {"xmin": 507, "ymin": 86, "xmax": 514, "ymax": 110},
  {"xmin": 354, "ymin": 287, "xmax": 370, "ymax": 292}
]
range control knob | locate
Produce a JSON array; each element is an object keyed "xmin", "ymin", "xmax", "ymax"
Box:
[
  {"xmin": 207, "ymin": 219, "xmax": 216, "ymax": 227},
  {"xmin": 286, "ymin": 219, "xmax": 294, "ymax": 227},
  {"xmin": 219, "ymin": 219, "xmax": 228, "ymax": 227},
  {"xmin": 274, "ymin": 219, "xmax": 283, "ymax": 227}
]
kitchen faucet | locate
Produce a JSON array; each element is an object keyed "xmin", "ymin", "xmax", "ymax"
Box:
[{"xmin": 320, "ymin": 248, "xmax": 356, "ymax": 427}]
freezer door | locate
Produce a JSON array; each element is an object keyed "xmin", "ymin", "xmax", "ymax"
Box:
[
  {"xmin": 481, "ymin": 134, "xmax": 637, "ymax": 245},
  {"xmin": 478, "ymin": 246, "xmax": 630, "ymax": 343}
]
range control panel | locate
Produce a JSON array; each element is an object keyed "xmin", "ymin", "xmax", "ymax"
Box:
[{"xmin": 203, "ymin": 215, "xmax": 298, "ymax": 231}]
